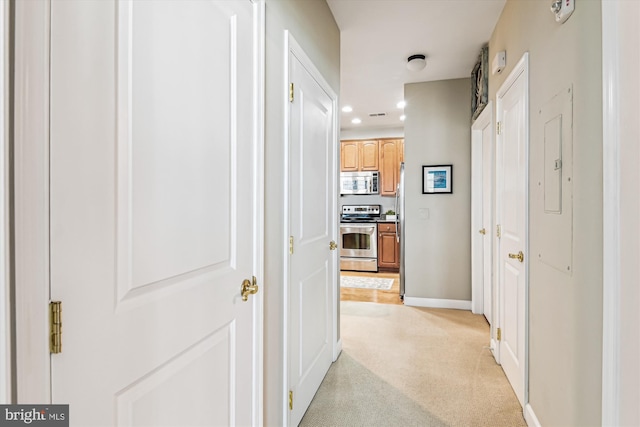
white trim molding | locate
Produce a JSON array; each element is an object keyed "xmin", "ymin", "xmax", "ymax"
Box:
[
  {"xmin": 333, "ymin": 338, "xmax": 342, "ymax": 362},
  {"xmin": 601, "ymin": 1, "xmax": 621, "ymax": 425},
  {"xmin": 0, "ymin": 0, "xmax": 10, "ymax": 404},
  {"xmin": 251, "ymin": 0, "xmax": 266, "ymax": 424},
  {"xmin": 403, "ymin": 297, "xmax": 472, "ymax": 311},
  {"xmin": 14, "ymin": 0, "xmax": 52, "ymax": 403},
  {"xmin": 524, "ymin": 403, "xmax": 542, "ymax": 427}
]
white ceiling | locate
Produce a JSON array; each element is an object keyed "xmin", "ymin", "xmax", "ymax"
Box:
[{"xmin": 326, "ymin": 0, "xmax": 506, "ymax": 131}]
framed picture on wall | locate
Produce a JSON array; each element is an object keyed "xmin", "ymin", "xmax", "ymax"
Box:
[{"xmin": 422, "ymin": 165, "xmax": 453, "ymax": 194}]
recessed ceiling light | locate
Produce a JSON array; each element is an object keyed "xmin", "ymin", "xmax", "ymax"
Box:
[
  {"xmin": 342, "ymin": 106, "xmax": 353, "ymax": 113},
  {"xmin": 400, "ymin": 115, "xmax": 406, "ymax": 121},
  {"xmin": 351, "ymin": 118, "xmax": 362, "ymax": 124},
  {"xmin": 397, "ymin": 101, "xmax": 406, "ymax": 109}
]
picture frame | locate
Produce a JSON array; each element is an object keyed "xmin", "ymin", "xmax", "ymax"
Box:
[{"xmin": 422, "ymin": 165, "xmax": 453, "ymax": 194}]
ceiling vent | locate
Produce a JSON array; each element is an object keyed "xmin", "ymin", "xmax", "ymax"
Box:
[{"xmin": 368, "ymin": 112, "xmax": 387, "ymax": 117}]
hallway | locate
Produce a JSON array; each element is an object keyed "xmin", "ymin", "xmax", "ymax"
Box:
[{"xmin": 300, "ymin": 301, "xmax": 525, "ymax": 426}]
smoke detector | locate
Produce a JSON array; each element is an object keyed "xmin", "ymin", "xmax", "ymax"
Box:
[{"xmin": 407, "ymin": 54, "xmax": 427, "ymax": 71}]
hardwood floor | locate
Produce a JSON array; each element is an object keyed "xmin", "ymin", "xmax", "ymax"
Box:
[{"xmin": 340, "ymin": 270, "xmax": 403, "ymax": 305}]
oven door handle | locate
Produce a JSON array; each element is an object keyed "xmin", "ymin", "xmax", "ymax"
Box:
[{"xmin": 340, "ymin": 226, "xmax": 376, "ymax": 234}]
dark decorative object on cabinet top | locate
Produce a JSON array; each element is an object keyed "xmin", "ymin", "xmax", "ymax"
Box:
[{"xmin": 471, "ymin": 46, "xmax": 488, "ymax": 122}]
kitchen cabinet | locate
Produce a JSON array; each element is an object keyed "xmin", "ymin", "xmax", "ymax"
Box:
[
  {"xmin": 340, "ymin": 140, "xmax": 360, "ymax": 171},
  {"xmin": 379, "ymin": 138, "xmax": 404, "ymax": 196},
  {"xmin": 378, "ymin": 222, "xmax": 399, "ymax": 271},
  {"xmin": 360, "ymin": 140, "xmax": 379, "ymax": 170},
  {"xmin": 340, "ymin": 140, "xmax": 379, "ymax": 171}
]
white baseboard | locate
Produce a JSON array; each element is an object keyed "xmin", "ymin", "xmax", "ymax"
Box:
[
  {"xmin": 490, "ymin": 338, "xmax": 500, "ymax": 364},
  {"xmin": 333, "ymin": 338, "xmax": 342, "ymax": 362},
  {"xmin": 524, "ymin": 403, "xmax": 541, "ymax": 427},
  {"xmin": 403, "ymin": 297, "xmax": 472, "ymax": 310}
]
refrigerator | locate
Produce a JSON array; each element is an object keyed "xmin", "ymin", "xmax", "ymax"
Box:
[{"xmin": 395, "ymin": 162, "xmax": 406, "ymax": 299}]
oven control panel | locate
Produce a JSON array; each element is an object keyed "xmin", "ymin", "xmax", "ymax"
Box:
[{"xmin": 341, "ymin": 205, "xmax": 380, "ymax": 215}]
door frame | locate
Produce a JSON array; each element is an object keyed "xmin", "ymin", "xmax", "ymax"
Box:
[
  {"xmin": 495, "ymin": 52, "xmax": 529, "ymax": 407},
  {"xmin": 601, "ymin": 2, "xmax": 620, "ymax": 422},
  {"xmin": 14, "ymin": 0, "xmax": 51, "ymax": 403},
  {"xmin": 13, "ymin": 2, "xmax": 266, "ymax": 417},
  {"xmin": 282, "ymin": 32, "xmax": 340, "ymax": 425},
  {"xmin": 602, "ymin": 1, "xmax": 639, "ymax": 424},
  {"xmin": 0, "ymin": 0, "xmax": 9, "ymax": 404},
  {"xmin": 470, "ymin": 101, "xmax": 493, "ymax": 317}
]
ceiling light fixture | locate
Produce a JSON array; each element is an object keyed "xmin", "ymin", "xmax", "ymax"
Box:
[
  {"xmin": 407, "ymin": 54, "xmax": 427, "ymax": 71},
  {"xmin": 342, "ymin": 106, "xmax": 353, "ymax": 113},
  {"xmin": 351, "ymin": 118, "xmax": 362, "ymax": 124},
  {"xmin": 397, "ymin": 101, "xmax": 406, "ymax": 109}
]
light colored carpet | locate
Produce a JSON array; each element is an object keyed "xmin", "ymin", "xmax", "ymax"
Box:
[
  {"xmin": 340, "ymin": 275, "xmax": 394, "ymax": 290},
  {"xmin": 300, "ymin": 301, "xmax": 526, "ymax": 427}
]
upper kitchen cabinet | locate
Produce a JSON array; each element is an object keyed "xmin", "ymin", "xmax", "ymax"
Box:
[
  {"xmin": 360, "ymin": 140, "xmax": 379, "ymax": 170},
  {"xmin": 340, "ymin": 140, "xmax": 379, "ymax": 171},
  {"xmin": 379, "ymin": 138, "xmax": 404, "ymax": 196}
]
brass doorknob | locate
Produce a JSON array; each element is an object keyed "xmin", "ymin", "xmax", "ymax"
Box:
[
  {"xmin": 329, "ymin": 240, "xmax": 338, "ymax": 251},
  {"xmin": 479, "ymin": 228, "xmax": 486, "ymax": 235},
  {"xmin": 508, "ymin": 251, "xmax": 524, "ymax": 263},
  {"xmin": 241, "ymin": 277, "xmax": 259, "ymax": 302}
]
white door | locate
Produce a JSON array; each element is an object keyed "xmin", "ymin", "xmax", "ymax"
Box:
[
  {"xmin": 482, "ymin": 125, "xmax": 493, "ymax": 324},
  {"xmin": 471, "ymin": 103, "xmax": 493, "ymax": 325},
  {"xmin": 288, "ymin": 46, "xmax": 337, "ymax": 426},
  {"xmin": 496, "ymin": 54, "xmax": 529, "ymax": 407},
  {"xmin": 49, "ymin": 1, "xmax": 262, "ymax": 425}
]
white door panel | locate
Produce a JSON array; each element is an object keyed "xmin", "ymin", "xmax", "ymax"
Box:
[
  {"xmin": 497, "ymin": 54, "xmax": 528, "ymax": 407},
  {"xmin": 288, "ymin": 49, "xmax": 336, "ymax": 426},
  {"xmin": 49, "ymin": 1, "xmax": 261, "ymax": 424},
  {"xmin": 471, "ymin": 104, "xmax": 493, "ymax": 325},
  {"xmin": 481, "ymin": 123, "xmax": 493, "ymax": 324}
]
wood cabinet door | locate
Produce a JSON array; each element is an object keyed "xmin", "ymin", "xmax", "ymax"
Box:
[
  {"xmin": 360, "ymin": 140, "xmax": 379, "ymax": 170},
  {"xmin": 378, "ymin": 223, "xmax": 399, "ymax": 269},
  {"xmin": 340, "ymin": 140, "xmax": 359, "ymax": 171},
  {"xmin": 379, "ymin": 139, "xmax": 399, "ymax": 196}
]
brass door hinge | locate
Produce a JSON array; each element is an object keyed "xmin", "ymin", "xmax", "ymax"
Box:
[
  {"xmin": 496, "ymin": 121, "xmax": 502, "ymax": 135},
  {"xmin": 289, "ymin": 390, "xmax": 293, "ymax": 410},
  {"xmin": 329, "ymin": 240, "xmax": 337, "ymax": 251},
  {"xmin": 289, "ymin": 236, "xmax": 294, "ymax": 254},
  {"xmin": 497, "ymin": 327, "xmax": 502, "ymax": 342},
  {"xmin": 289, "ymin": 83, "xmax": 294, "ymax": 102},
  {"xmin": 50, "ymin": 301, "xmax": 62, "ymax": 354},
  {"xmin": 496, "ymin": 225, "xmax": 502, "ymax": 239}
]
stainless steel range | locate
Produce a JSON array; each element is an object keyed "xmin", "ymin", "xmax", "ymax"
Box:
[{"xmin": 340, "ymin": 205, "xmax": 380, "ymax": 272}]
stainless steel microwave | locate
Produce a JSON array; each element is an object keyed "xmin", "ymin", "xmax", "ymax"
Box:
[{"xmin": 340, "ymin": 171, "xmax": 379, "ymax": 195}]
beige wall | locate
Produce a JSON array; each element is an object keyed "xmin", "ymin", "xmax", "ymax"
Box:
[
  {"xmin": 263, "ymin": 0, "xmax": 340, "ymax": 425},
  {"xmin": 339, "ymin": 127, "xmax": 404, "ymax": 140},
  {"xmin": 403, "ymin": 78, "xmax": 472, "ymax": 301},
  {"xmin": 489, "ymin": 1, "xmax": 602, "ymax": 425}
]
